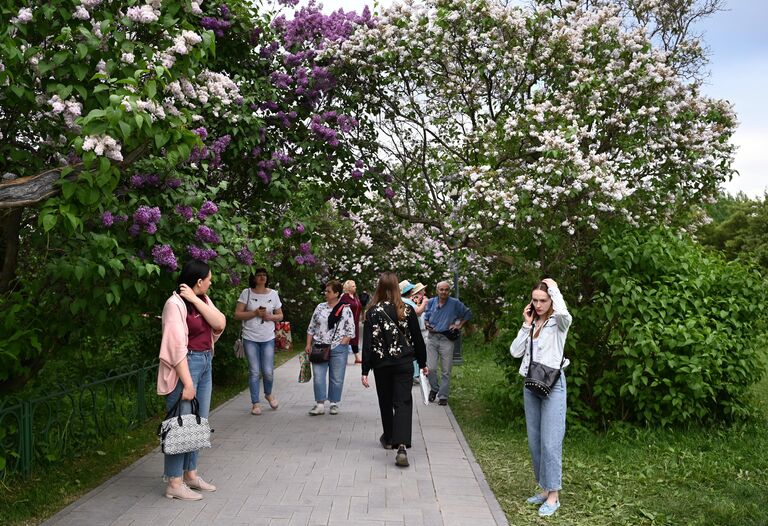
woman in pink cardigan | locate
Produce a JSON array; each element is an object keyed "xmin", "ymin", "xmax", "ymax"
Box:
[{"xmin": 157, "ymin": 259, "xmax": 226, "ymax": 501}]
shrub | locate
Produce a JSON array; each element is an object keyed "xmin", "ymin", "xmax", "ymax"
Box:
[{"xmin": 570, "ymin": 227, "xmax": 768, "ymax": 427}]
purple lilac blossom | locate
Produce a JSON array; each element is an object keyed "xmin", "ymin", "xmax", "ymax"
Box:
[
  {"xmin": 219, "ymin": 4, "xmax": 231, "ymax": 18},
  {"xmin": 236, "ymin": 246, "xmax": 254, "ymax": 265},
  {"xmin": 355, "ymin": 159, "xmax": 364, "ymax": 168},
  {"xmin": 294, "ymin": 255, "xmax": 305, "ymax": 265},
  {"xmin": 128, "ymin": 224, "xmax": 141, "ymax": 237},
  {"xmin": 300, "ymin": 241, "xmax": 311, "ymax": 254},
  {"xmin": 175, "ymin": 205, "xmax": 194, "ymax": 220},
  {"xmin": 166, "ymin": 178, "xmax": 182, "ymax": 189},
  {"xmin": 101, "ymin": 211, "xmax": 114, "ymax": 227},
  {"xmin": 229, "ymin": 271, "xmax": 241, "ymax": 286},
  {"xmin": 195, "ymin": 225, "xmax": 221, "ymax": 244},
  {"xmin": 304, "ymin": 254, "xmax": 316, "ymax": 265},
  {"xmin": 197, "ymin": 200, "xmax": 218, "ymax": 220},
  {"xmin": 295, "ymin": 223, "xmax": 305, "ymax": 234},
  {"xmin": 193, "ymin": 127, "xmax": 208, "ymax": 140},
  {"xmin": 145, "ymin": 223, "xmax": 158, "ymax": 235},
  {"xmin": 201, "ymin": 16, "xmax": 232, "ymax": 37},
  {"xmin": 133, "ymin": 206, "xmax": 161, "ymax": 226},
  {"xmin": 283, "ymin": 227, "xmax": 292, "ymax": 238},
  {"xmin": 209, "ymin": 135, "xmax": 232, "ymax": 169},
  {"xmin": 151, "ymin": 244, "xmax": 178, "ymax": 270},
  {"xmin": 351, "ymin": 169, "xmax": 362, "ymax": 180},
  {"xmin": 384, "ymin": 188, "xmax": 395, "ymax": 199},
  {"xmin": 187, "ymin": 245, "xmax": 218, "ymax": 261}
]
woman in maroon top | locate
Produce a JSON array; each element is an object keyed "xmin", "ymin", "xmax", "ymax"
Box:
[
  {"xmin": 160, "ymin": 259, "xmax": 226, "ymax": 501},
  {"xmin": 342, "ymin": 280, "xmax": 363, "ymax": 364}
]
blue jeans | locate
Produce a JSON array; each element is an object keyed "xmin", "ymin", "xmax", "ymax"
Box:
[
  {"xmin": 427, "ymin": 334, "xmax": 454, "ymax": 400},
  {"xmin": 164, "ymin": 351, "xmax": 213, "ymax": 478},
  {"xmin": 311, "ymin": 344, "xmax": 349, "ymax": 403},
  {"xmin": 523, "ymin": 373, "xmax": 566, "ymax": 491},
  {"xmin": 244, "ymin": 338, "xmax": 275, "ymax": 403}
]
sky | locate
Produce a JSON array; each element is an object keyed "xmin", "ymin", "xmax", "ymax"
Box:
[{"xmin": 313, "ymin": 0, "xmax": 767, "ymax": 197}]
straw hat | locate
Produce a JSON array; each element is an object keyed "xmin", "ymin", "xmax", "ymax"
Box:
[{"xmin": 411, "ymin": 282, "xmax": 426, "ymax": 295}]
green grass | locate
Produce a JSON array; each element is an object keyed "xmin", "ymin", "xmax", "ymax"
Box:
[
  {"xmin": 0, "ymin": 349, "xmax": 299, "ymax": 526},
  {"xmin": 451, "ymin": 340, "xmax": 768, "ymax": 526}
]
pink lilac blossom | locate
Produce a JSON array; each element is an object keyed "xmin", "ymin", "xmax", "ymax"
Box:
[
  {"xmin": 283, "ymin": 227, "xmax": 293, "ymax": 238},
  {"xmin": 295, "ymin": 223, "xmax": 305, "ymax": 234},
  {"xmin": 11, "ymin": 7, "xmax": 33, "ymax": 24},
  {"xmin": 152, "ymin": 244, "xmax": 178, "ymax": 270}
]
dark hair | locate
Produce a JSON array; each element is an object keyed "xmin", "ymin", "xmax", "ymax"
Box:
[
  {"xmin": 531, "ymin": 281, "xmax": 549, "ymax": 294},
  {"xmin": 177, "ymin": 260, "xmax": 211, "ymax": 308},
  {"xmin": 248, "ymin": 267, "xmax": 269, "ymax": 288},
  {"xmin": 178, "ymin": 259, "xmax": 211, "ymax": 290},
  {"xmin": 325, "ymin": 279, "xmax": 343, "ymax": 297},
  {"xmin": 365, "ymin": 272, "xmax": 406, "ymax": 320}
]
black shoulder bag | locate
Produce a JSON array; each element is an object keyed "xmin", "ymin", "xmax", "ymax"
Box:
[
  {"xmin": 524, "ymin": 321, "xmax": 565, "ymax": 398},
  {"xmin": 309, "ymin": 319, "xmax": 340, "ymax": 364}
]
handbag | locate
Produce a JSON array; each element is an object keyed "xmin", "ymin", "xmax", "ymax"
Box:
[
  {"xmin": 157, "ymin": 397, "xmax": 213, "ymax": 455},
  {"xmin": 298, "ymin": 352, "xmax": 312, "ymax": 383},
  {"xmin": 309, "ymin": 322, "xmax": 339, "ymax": 363},
  {"xmin": 234, "ymin": 288, "xmax": 251, "ymax": 358},
  {"xmin": 524, "ymin": 322, "xmax": 564, "ymax": 398}
]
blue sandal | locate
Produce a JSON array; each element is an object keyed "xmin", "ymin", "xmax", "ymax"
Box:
[{"xmin": 538, "ymin": 500, "xmax": 560, "ymax": 517}]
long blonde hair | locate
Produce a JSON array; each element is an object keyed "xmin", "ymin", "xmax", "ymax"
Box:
[{"xmin": 365, "ymin": 272, "xmax": 406, "ymax": 320}]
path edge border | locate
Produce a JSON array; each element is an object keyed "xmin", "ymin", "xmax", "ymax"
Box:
[{"xmin": 445, "ymin": 406, "xmax": 510, "ymax": 526}]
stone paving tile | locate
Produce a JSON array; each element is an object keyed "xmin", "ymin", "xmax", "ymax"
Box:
[{"xmin": 43, "ymin": 353, "xmax": 508, "ymax": 526}]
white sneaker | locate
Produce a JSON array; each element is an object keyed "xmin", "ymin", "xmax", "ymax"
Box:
[
  {"xmin": 329, "ymin": 404, "xmax": 339, "ymax": 415},
  {"xmin": 308, "ymin": 404, "xmax": 325, "ymax": 416}
]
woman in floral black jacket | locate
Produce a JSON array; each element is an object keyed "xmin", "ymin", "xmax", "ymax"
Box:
[{"xmin": 361, "ymin": 272, "xmax": 428, "ymax": 467}]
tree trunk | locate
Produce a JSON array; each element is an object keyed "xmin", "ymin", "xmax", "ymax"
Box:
[{"xmin": 0, "ymin": 208, "xmax": 22, "ymax": 294}]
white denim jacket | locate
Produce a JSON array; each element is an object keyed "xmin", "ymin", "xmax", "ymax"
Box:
[{"xmin": 510, "ymin": 285, "xmax": 572, "ymax": 377}]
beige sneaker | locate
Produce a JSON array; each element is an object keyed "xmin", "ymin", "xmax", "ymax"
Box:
[
  {"xmin": 251, "ymin": 403, "xmax": 262, "ymax": 415},
  {"xmin": 165, "ymin": 483, "xmax": 202, "ymax": 501},
  {"xmin": 186, "ymin": 476, "xmax": 217, "ymax": 492},
  {"xmin": 265, "ymin": 394, "xmax": 279, "ymax": 410},
  {"xmin": 308, "ymin": 404, "xmax": 325, "ymax": 415}
]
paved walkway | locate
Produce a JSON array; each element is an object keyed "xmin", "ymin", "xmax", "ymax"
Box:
[{"xmin": 44, "ymin": 354, "xmax": 508, "ymax": 526}]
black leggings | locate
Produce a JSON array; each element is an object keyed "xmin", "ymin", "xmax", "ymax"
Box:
[{"xmin": 373, "ymin": 362, "xmax": 414, "ymax": 448}]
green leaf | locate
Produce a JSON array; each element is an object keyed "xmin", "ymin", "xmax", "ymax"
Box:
[{"xmin": 146, "ymin": 80, "xmax": 157, "ymax": 99}]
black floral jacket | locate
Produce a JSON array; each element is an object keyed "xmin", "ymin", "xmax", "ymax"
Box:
[{"xmin": 361, "ymin": 301, "xmax": 426, "ymax": 375}]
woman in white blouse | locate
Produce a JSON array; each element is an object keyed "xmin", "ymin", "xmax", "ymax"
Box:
[{"xmin": 234, "ymin": 268, "xmax": 283, "ymax": 415}]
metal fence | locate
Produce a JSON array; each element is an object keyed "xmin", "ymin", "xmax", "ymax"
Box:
[{"xmin": 0, "ymin": 363, "xmax": 162, "ymax": 478}]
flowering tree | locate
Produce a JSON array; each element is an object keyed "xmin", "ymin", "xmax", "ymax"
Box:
[
  {"xmin": 329, "ymin": 0, "xmax": 736, "ymax": 302},
  {"xmin": 0, "ymin": 0, "xmax": 378, "ymax": 393}
]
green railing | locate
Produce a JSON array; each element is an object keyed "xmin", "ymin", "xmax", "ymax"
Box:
[{"xmin": 0, "ymin": 363, "xmax": 162, "ymax": 478}]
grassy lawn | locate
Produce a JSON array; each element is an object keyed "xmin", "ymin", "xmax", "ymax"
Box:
[
  {"xmin": 0, "ymin": 349, "xmax": 299, "ymax": 526},
  {"xmin": 451, "ymin": 338, "xmax": 768, "ymax": 526}
]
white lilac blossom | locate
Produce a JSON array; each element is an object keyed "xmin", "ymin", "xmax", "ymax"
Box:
[
  {"xmin": 11, "ymin": 7, "xmax": 33, "ymax": 24},
  {"xmin": 48, "ymin": 95, "xmax": 82, "ymax": 128},
  {"xmin": 73, "ymin": 6, "xmax": 90, "ymax": 20},
  {"xmin": 82, "ymin": 134, "xmax": 123, "ymax": 161},
  {"xmin": 121, "ymin": 52, "xmax": 135, "ymax": 64},
  {"xmin": 126, "ymin": 4, "xmax": 160, "ymax": 24}
]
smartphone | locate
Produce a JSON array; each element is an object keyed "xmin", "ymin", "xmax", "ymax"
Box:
[{"xmin": 527, "ymin": 303, "xmax": 535, "ymax": 317}]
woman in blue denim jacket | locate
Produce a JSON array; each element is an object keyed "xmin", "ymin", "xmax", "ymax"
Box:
[{"xmin": 510, "ymin": 278, "xmax": 572, "ymax": 518}]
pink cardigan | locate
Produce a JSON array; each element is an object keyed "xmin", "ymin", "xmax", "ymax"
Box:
[{"xmin": 156, "ymin": 292, "xmax": 223, "ymax": 395}]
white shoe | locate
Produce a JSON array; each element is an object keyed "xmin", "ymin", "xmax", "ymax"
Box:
[
  {"xmin": 329, "ymin": 404, "xmax": 339, "ymax": 415},
  {"xmin": 308, "ymin": 404, "xmax": 325, "ymax": 415}
]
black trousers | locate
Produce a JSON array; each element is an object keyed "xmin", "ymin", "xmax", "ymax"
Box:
[{"xmin": 373, "ymin": 362, "xmax": 414, "ymax": 448}]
